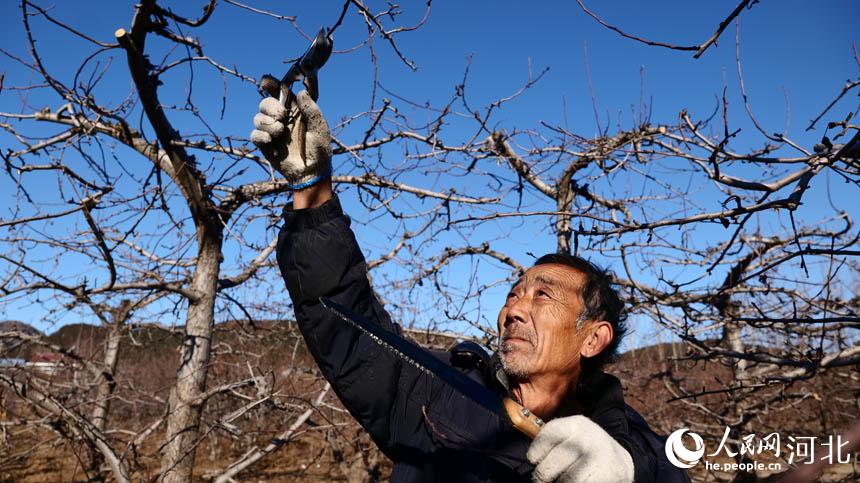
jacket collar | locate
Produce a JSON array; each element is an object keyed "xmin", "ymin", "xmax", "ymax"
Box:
[{"xmin": 488, "ymin": 352, "xmax": 630, "ymax": 437}]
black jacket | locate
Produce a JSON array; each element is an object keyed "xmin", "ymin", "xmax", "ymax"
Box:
[{"xmin": 277, "ymin": 195, "xmax": 689, "ymax": 483}]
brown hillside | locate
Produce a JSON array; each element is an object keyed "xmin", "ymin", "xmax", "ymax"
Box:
[{"xmin": 1, "ymin": 323, "xmax": 858, "ymax": 482}]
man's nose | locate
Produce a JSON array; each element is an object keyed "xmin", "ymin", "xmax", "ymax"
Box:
[{"xmin": 504, "ymin": 296, "xmax": 529, "ymax": 326}]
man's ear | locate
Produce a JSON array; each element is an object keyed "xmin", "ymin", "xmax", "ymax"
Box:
[{"xmin": 580, "ymin": 321, "xmax": 614, "ymax": 358}]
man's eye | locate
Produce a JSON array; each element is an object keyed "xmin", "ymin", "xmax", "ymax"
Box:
[{"xmin": 537, "ymin": 290, "xmax": 550, "ymax": 298}]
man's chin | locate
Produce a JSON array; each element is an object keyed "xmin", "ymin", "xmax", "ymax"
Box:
[{"xmin": 499, "ymin": 353, "xmax": 533, "ymax": 379}]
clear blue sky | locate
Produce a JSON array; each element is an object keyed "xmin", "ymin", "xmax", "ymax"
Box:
[{"xmin": 1, "ymin": 1, "xmax": 858, "ymax": 349}]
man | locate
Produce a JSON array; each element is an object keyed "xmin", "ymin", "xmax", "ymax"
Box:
[{"xmin": 252, "ymin": 88, "xmax": 689, "ymax": 482}]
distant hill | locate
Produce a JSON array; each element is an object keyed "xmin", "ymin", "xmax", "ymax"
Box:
[
  {"xmin": 0, "ymin": 320, "xmax": 42, "ymax": 336},
  {"xmin": 0, "ymin": 320, "xmax": 43, "ymax": 356}
]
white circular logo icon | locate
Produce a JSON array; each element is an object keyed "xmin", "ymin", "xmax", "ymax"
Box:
[{"xmin": 665, "ymin": 428, "xmax": 705, "ymax": 468}]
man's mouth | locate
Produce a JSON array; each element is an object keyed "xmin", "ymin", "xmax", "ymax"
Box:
[{"xmin": 502, "ymin": 336, "xmax": 533, "ymax": 348}]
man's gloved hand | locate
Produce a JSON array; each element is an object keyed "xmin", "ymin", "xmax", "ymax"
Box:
[
  {"xmin": 250, "ymin": 87, "xmax": 332, "ymax": 189},
  {"xmin": 527, "ymin": 415, "xmax": 634, "ymax": 483}
]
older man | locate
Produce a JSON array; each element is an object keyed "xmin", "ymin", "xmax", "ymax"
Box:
[{"xmin": 253, "ymin": 90, "xmax": 689, "ymax": 482}]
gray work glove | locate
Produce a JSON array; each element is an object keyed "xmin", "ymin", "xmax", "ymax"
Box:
[
  {"xmin": 527, "ymin": 415, "xmax": 634, "ymax": 483},
  {"xmin": 250, "ymin": 88, "xmax": 332, "ymax": 189}
]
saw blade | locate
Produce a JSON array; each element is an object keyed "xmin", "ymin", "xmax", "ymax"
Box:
[{"xmin": 319, "ymin": 297, "xmax": 505, "ymax": 416}]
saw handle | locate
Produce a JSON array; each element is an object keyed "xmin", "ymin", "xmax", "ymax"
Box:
[{"xmin": 502, "ymin": 397, "xmax": 544, "ymax": 439}]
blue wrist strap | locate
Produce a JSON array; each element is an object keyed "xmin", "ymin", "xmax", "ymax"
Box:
[{"xmin": 288, "ymin": 167, "xmax": 332, "ymax": 190}]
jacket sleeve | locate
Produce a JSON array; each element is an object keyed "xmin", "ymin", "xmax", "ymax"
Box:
[
  {"xmin": 276, "ymin": 195, "xmax": 401, "ymax": 449},
  {"xmin": 276, "ymin": 195, "xmax": 532, "ymax": 474}
]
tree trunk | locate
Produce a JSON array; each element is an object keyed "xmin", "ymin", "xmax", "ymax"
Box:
[
  {"xmin": 555, "ymin": 184, "xmax": 574, "ymax": 254},
  {"xmin": 719, "ymin": 298, "xmax": 748, "ymax": 381},
  {"xmin": 87, "ymin": 302, "xmax": 129, "ymax": 478},
  {"xmin": 92, "ymin": 302, "xmax": 130, "ymax": 431},
  {"xmin": 160, "ymin": 229, "xmax": 223, "ymax": 482},
  {"xmin": 722, "ymin": 319, "xmax": 748, "ymax": 381}
]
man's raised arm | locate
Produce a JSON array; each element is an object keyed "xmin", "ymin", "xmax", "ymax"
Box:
[{"xmin": 251, "ymin": 84, "xmax": 534, "ymax": 480}]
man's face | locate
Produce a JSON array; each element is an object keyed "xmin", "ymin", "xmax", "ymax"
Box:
[{"xmin": 497, "ymin": 263, "xmax": 588, "ymax": 380}]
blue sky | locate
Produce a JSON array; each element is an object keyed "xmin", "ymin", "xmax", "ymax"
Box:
[{"xmin": 1, "ymin": 1, "xmax": 858, "ymax": 349}]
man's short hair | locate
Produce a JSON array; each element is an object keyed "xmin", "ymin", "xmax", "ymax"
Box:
[{"xmin": 533, "ymin": 253, "xmax": 628, "ymax": 371}]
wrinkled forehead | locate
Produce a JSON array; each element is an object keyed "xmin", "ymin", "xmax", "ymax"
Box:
[{"xmin": 513, "ymin": 263, "xmax": 584, "ymax": 293}]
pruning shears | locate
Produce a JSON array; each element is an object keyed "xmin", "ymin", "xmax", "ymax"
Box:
[
  {"xmin": 258, "ymin": 28, "xmax": 333, "ymax": 169},
  {"xmin": 260, "ymin": 27, "xmax": 333, "ymax": 106}
]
